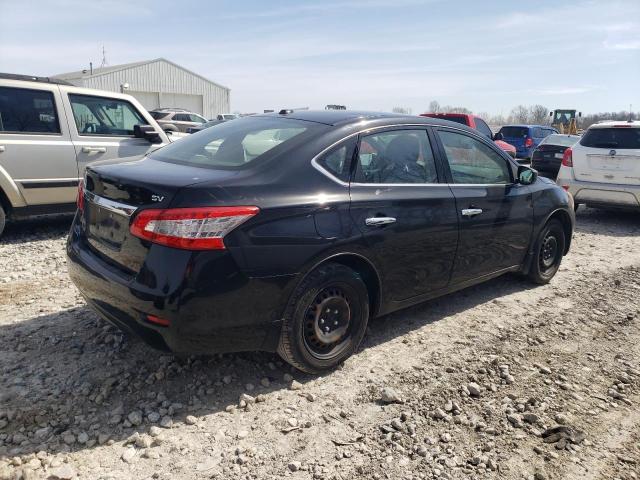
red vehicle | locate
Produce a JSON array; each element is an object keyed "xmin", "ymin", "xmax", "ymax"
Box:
[{"xmin": 420, "ymin": 113, "xmax": 517, "ymax": 158}]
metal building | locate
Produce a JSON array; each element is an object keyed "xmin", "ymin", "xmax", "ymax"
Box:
[{"xmin": 54, "ymin": 58, "xmax": 230, "ymax": 118}]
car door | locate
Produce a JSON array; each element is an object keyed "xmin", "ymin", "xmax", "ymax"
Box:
[
  {"xmin": 65, "ymin": 92, "xmax": 165, "ymax": 176},
  {"xmin": 349, "ymin": 127, "xmax": 459, "ymax": 303},
  {"xmin": 0, "ymin": 84, "xmax": 78, "ymax": 206},
  {"xmin": 433, "ymin": 127, "xmax": 533, "ymax": 284}
]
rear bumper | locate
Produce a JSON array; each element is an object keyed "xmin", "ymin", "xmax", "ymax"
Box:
[
  {"xmin": 67, "ymin": 219, "xmax": 293, "ymax": 355},
  {"xmin": 556, "ymin": 175, "xmax": 640, "ymax": 209}
]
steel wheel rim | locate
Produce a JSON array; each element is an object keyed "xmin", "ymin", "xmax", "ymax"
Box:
[
  {"xmin": 303, "ymin": 286, "xmax": 352, "ymax": 360},
  {"xmin": 540, "ymin": 233, "xmax": 558, "ymax": 270}
]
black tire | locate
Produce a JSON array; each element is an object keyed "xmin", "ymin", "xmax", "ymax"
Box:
[
  {"xmin": 278, "ymin": 263, "xmax": 369, "ymax": 374},
  {"xmin": 527, "ymin": 219, "xmax": 565, "ymax": 285},
  {"xmin": 0, "ymin": 205, "xmax": 5, "ymax": 238}
]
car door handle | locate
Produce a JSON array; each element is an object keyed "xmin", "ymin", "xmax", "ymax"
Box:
[
  {"xmin": 461, "ymin": 208, "xmax": 483, "ymax": 217},
  {"xmin": 82, "ymin": 146, "xmax": 107, "ymax": 153},
  {"xmin": 365, "ymin": 216, "xmax": 396, "ymax": 226}
]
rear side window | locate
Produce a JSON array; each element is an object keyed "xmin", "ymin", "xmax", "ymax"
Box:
[
  {"xmin": 69, "ymin": 94, "xmax": 146, "ymax": 136},
  {"xmin": 151, "ymin": 116, "xmax": 317, "ymax": 169},
  {"xmin": 150, "ymin": 111, "xmax": 170, "ymax": 119},
  {"xmin": 317, "ymin": 137, "xmax": 356, "ymax": 182},
  {"xmin": 0, "ymin": 87, "xmax": 60, "ymax": 134},
  {"xmin": 354, "ymin": 129, "xmax": 438, "ymax": 184},
  {"xmin": 580, "ymin": 127, "xmax": 640, "ymax": 149},
  {"xmin": 499, "ymin": 127, "xmax": 528, "ymax": 138}
]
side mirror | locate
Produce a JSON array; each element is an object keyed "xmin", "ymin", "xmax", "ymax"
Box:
[
  {"xmin": 517, "ymin": 165, "xmax": 537, "ymax": 185},
  {"xmin": 134, "ymin": 124, "xmax": 162, "ymax": 144},
  {"xmin": 493, "ymin": 132, "xmax": 503, "ymax": 141}
]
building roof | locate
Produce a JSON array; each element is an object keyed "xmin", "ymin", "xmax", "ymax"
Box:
[{"xmin": 53, "ymin": 57, "xmax": 230, "ymax": 91}]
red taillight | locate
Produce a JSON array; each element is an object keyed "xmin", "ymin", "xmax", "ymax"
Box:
[
  {"xmin": 146, "ymin": 314, "xmax": 170, "ymax": 327},
  {"xmin": 77, "ymin": 179, "xmax": 85, "ymax": 212},
  {"xmin": 562, "ymin": 148, "xmax": 573, "ymax": 167},
  {"xmin": 524, "ymin": 137, "xmax": 533, "ymax": 148},
  {"xmin": 130, "ymin": 206, "xmax": 259, "ymax": 250}
]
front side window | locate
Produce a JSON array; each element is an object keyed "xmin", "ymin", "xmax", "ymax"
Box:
[
  {"xmin": 0, "ymin": 87, "xmax": 60, "ymax": 134},
  {"xmin": 69, "ymin": 94, "xmax": 145, "ymax": 136},
  {"xmin": 437, "ymin": 130, "xmax": 511, "ymax": 184},
  {"xmin": 189, "ymin": 114, "xmax": 206, "ymax": 123},
  {"xmin": 151, "ymin": 116, "xmax": 318, "ymax": 169},
  {"xmin": 355, "ymin": 129, "xmax": 438, "ymax": 184}
]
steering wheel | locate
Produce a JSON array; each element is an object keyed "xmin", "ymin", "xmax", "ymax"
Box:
[{"xmin": 83, "ymin": 123, "xmax": 98, "ymax": 134}]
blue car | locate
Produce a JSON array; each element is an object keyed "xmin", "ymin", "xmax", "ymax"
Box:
[{"xmin": 496, "ymin": 125, "xmax": 558, "ymax": 160}]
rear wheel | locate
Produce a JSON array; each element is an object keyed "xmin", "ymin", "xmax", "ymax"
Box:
[
  {"xmin": 527, "ymin": 219, "xmax": 565, "ymax": 284},
  {"xmin": 278, "ymin": 263, "xmax": 369, "ymax": 374}
]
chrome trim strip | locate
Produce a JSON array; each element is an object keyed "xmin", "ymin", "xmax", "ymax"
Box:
[
  {"xmin": 85, "ymin": 190, "xmax": 137, "ymax": 217},
  {"xmin": 310, "ymin": 122, "xmax": 509, "ymax": 187}
]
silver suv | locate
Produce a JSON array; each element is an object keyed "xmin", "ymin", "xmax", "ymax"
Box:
[
  {"xmin": 0, "ymin": 73, "xmax": 173, "ymax": 237},
  {"xmin": 149, "ymin": 108, "xmax": 208, "ymax": 132}
]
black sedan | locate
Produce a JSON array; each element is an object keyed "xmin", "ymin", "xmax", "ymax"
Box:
[
  {"xmin": 67, "ymin": 111, "xmax": 575, "ymax": 373},
  {"xmin": 531, "ymin": 134, "xmax": 581, "ymax": 178}
]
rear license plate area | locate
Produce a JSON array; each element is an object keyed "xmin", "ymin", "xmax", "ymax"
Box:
[{"xmin": 87, "ymin": 202, "xmax": 129, "ymax": 250}]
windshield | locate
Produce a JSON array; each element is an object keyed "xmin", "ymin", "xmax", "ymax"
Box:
[
  {"xmin": 499, "ymin": 127, "xmax": 529, "ymax": 138},
  {"xmin": 580, "ymin": 127, "xmax": 640, "ymax": 149},
  {"xmin": 151, "ymin": 116, "xmax": 320, "ymax": 169},
  {"xmin": 541, "ymin": 134, "xmax": 580, "ymax": 147}
]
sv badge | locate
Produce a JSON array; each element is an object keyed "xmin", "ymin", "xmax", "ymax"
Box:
[{"xmin": 151, "ymin": 194, "xmax": 165, "ymax": 202}]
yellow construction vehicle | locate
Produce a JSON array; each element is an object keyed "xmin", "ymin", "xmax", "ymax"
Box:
[{"xmin": 550, "ymin": 109, "xmax": 582, "ymax": 134}]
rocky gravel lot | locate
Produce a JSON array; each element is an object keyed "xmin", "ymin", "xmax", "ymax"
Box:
[{"xmin": 0, "ymin": 208, "xmax": 639, "ymax": 480}]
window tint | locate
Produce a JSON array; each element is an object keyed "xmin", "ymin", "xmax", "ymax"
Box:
[
  {"xmin": 580, "ymin": 127, "xmax": 640, "ymax": 149},
  {"xmin": 151, "ymin": 116, "xmax": 315, "ymax": 169},
  {"xmin": 317, "ymin": 138, "xmax": 356, "ymax": 182},
  {"xmin": 150, "ymin": 111, "xmax": 170, "ymax": 119},
  {"xmin": 355, "ymin": 129, "xmax": 438, "ymax": 184},
  {"xmin": 0, "ymin": 87, "xmax": 60, "ymax": 134},
  {"xmin": 438, "ymin": 130, "xmax": 511, "ymax": 184},
  {"xmin": 69, "ymin": 94, "xmax": 145, "ymax": 136},
  {"xmin": 173, "ymin": 114, "xmax": 187, "ymax": 121},
  {"xmin": 499, "ymin": 126, "xmax": 528, "ymax": 138},
  {"xmin": 474, "ymin": 118, "xmax": 493, "ymax": 139}
]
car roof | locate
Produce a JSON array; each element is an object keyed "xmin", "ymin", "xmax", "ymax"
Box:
[
  {"xmin": 254, "ymin": 110, "xmax": 467, "ymax": 128},
  {"xmin": 0, "ymin": 72, "xmax": 73, "ymax": 86},
  {"xmin": 501, "ymin": 124, "xmax": 550, "ymax": 128},
  {"xmin": 590, "ymin": 120, "xmax": 640, "ymax": 128}
]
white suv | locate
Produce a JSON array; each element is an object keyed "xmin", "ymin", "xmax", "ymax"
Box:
[
  {"xmin": 0, "ymin": 73, "xmax": 174, "ymax": 237},
  {"xmin": 556, "ymin": 121, "xmax": 640, "ymax": 211}
]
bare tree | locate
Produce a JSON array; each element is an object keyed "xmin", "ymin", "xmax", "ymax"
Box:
[
  {"xmin": 428, "ymin": 100, "xmax": 440, "ymax": 113},
  {"xmin": 529, "ymin": 105, "xmax": 550, "ymax": 125},
  {"xmin": 509, "ymin": 105, "xmax": 530, "ymax": 123},
  {"xmin": 392, "ymin": 106, "xmax": 412, "ymax": 115}
]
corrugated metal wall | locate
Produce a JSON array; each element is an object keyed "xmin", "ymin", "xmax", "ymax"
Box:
[{"xmin": 73, "ymin": 60, "xmax": 230, "ymax": 118}]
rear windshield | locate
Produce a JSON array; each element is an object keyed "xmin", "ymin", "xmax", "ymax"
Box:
[
  {"xmin": 151, "ymin": 116, "xmax": 319, "ymax": 169},
  {"xmin": 499, "ymin": 127, "xmax": 529, "ymax": 138},
  {"xmin": 541, "ymin": 134, "xmax": 580, "ymax": 147},
  {"xmin": 439, "ymin": 116, "xmax": 468, "ymax": 126},
  {"xmin": 580, "ymin": 127, "xmax": 640, "ymax": 149}
]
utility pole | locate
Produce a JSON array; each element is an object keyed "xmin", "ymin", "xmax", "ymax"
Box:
[{"xmin": 100, "ymin": 46, "xmax": 108, "ymax": 68}]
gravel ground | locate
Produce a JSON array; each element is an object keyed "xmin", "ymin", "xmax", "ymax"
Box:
[{"xmin": 0, "ymin": 208, "xmax": 639, "ymax": 480}]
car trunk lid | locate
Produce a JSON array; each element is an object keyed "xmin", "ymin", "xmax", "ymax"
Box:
[
  {"xmin": 573, "ymin": 148, "xmax": 640, "ymax": 185},
  {"xmin": 82, "ymin": 158, "xmax": 240, "ymax": 273}
]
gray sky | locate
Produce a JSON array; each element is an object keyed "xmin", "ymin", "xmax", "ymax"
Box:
[{"xmin": 1, "ymin": 0, "xmax": 638, "ymax": 115}]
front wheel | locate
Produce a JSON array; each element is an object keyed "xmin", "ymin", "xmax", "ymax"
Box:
[
  {"xmin": 527, "ymin": 219, "xmax": 566, "ymax": 284},
  {"xmin": 278, "ymin": 263, "xmax": 369, "ymax": 374}
]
